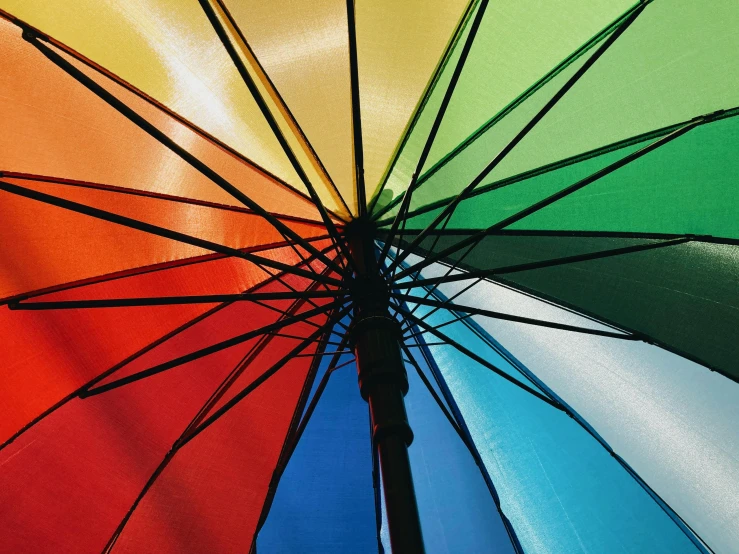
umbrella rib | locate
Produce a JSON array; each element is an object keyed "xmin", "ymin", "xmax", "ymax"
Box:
[
  {"xmin": 206, "ymin": 0, "xmax": 353, "ymax": 220},
  {"xmin": 393, "ymin": 304, "xmax": 562, "ymax": 410},
  {"xmin": 385, "ymin": 1, "xmax": 648, "ymax": 276},
  {"xmin": 393, "ymin": 114, "xmax": 709, "ymax": 281},
  {"xmin": 9, "ymin": 290, "xmax": 348, "ymax": 310},
  {"xmin": 395, "ymin": 293, "xmax": 636, "ymax": 339},
  {"xmin": 345, "ymin": 0, "xmax": 366, "ymax": 217},
  {"xmin": 1, "ymin": 171, "xmax": 333, "ymax": 229},
  {"xmin": 80, "ymin": 300, "xmax": 348, "ymax": 397},
  {"xmin": 197, "ymin": 0, "xmax": 356, "ymax": 276},
  {"xmin": 377, "ymin": 0, "xmax": 489, "ymax": 270},
  {"xmin": 367, "ymin": 0, "xmax": 478, "ymax": 216},
  {"xmin": 1, "ymin": 233, "xmax": 332, "ymax": 306},
  {"xmin": 0, "ymin": 177, "xmax": 343, "ymax": 288},
  {"xmin": 21, "ymin": 31, "xmax": 344, "ymax": 277},
  {"xmin": 175, "ymin": 304, "xmax": 353, "ymax": 449},
  {"xmin": 392, "ymin": 236, "xmax": 693, "ymax": 289}
]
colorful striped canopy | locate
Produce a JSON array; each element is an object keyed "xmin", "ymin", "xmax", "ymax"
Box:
[{"xmin": 0, "ymin": 0, "xmax": 737, "ymax": 552}]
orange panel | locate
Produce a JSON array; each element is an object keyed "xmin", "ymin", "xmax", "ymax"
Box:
[
  {"xmin": 0, "ymin": 17, "xmax": 325, "ymax": 221},
  {"xmin": 0, "ymin": 176, "xmax": 329, "ymax": 299}
]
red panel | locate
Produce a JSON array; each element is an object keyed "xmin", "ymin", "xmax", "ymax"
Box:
[
  {"xmin": 0, "ymin": 245, "xmax": 313, "ymax": 444},
  {"xmin": 0, "ymin": 290, "xmax": 325, "ymax": 553},
  {"xmin": 113, "ymin": 345, "xmax": 319, "ymax": 553}
]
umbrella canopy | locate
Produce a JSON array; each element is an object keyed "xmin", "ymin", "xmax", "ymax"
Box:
[{"xmin": 0, "ymin": 1, "xmax": 737, "ymax": 553}]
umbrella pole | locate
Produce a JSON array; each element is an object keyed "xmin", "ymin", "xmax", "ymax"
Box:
[{"xmin": 347, "ymin": 220, "xmax": 425, "ymax": 553}]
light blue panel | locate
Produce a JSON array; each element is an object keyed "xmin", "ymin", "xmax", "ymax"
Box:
[
  {"xmin": 410, "ymin": 302, "xmax": 703, "ymax": 554},
  {"xmin": 256, "ymin": 360, "xmax": 377, "ymax": 553},
  {"xmin": 402, "ymin": 348, "xmax": 517, "ymax": 553}
]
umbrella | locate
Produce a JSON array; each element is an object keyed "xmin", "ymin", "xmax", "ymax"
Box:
[{"xmin": 0, "ymin": 0, "xmax": 737, "ymax": 552}]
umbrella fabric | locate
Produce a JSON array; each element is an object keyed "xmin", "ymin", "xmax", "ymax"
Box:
[{"xmin": 0, "ymin": 0, "xmax": 737, "ymax": 553}]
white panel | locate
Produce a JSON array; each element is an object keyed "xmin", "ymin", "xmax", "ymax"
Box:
[{"xmin": 400, "ymin": 253, "xmax": 739, "ymax": 553}]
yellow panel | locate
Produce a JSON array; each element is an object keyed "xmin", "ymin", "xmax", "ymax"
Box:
[
  {"xmin": 227, "ymin": 0, "xmax": 356, "ymax": 215},
  {"xmin": 206, "ymin": 0, "xmax": 349, "ymax": 218},
  {"xmin": 356, "ymin": 0, "xmax": 469, "ymax": 197},
  {"xmin": 0, "ymin": 0, "xmax": 308, "ymax": 197}
]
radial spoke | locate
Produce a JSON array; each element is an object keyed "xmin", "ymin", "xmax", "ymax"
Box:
[
  {"xmin": 10, "ymin": 289, "xmax": 348, "ymax": 310},
  {"xmin": 81, "ymin": 300, "xmax": 348, "ymax": 397},
  {"xmin": 345, "ymin": 0, "xmax": 366, "ymax": 217},
  {"xmin": 395, "ymin": 293, "xmax": 635, "ymax": 339},
  {"xmin": 3, "ymin": 171, "xmax": 334, "ymax": 228},
  {"xmin": 393, "ymin": 235, "xmax": 693, "ymax": 289},
  {"xmin": 0, "ymin": 178, "xmax": 343, "ymax": 287},
  {"xmin": 21, "ymin": 30, "xmax": 344, "ymax": 276},
  {"xmin": 385, "ymin": 2, "xmax": 648, "ymax": 275}
]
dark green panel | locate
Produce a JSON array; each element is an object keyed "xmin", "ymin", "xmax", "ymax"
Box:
[{"xmin": 391, "ymin": 234, "xmax": 739, "ymax": 382}]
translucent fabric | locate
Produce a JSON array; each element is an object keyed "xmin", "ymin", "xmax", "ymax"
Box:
[
  {"xmin": 0, "ymin": 0, "xmax": 307, "ymax": 192},
  {"xmin": 0, "ymin": 277, "xmax": 329, "ymax": 551},
  {"xmin": 257, "ymin": 357, "xmax": 377, "ymax": 553},
  {"xmin": 411, "ymin": 256, "xmax": 739, "ymax": 553}
]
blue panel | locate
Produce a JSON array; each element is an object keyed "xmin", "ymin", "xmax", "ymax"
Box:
[
  {"xmin": 401, "ymin": 348, "xmax": 517, "ymax": 553},
  {"xmin": 409, "ymin": 302, "xmax": 703, "ymax": 554},
  {"xmin": 256, "ymin": 358, "xmax": 377, "ymax": 553}
]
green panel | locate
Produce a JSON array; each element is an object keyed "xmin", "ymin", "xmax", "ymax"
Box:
[
  {"xmin": 512, "ymin": 114, "xmax": 739, "ymax": 238},
  {"xmin": 480, "ymin": 0, "xmax": 739, "ymax": 187},
  {"xmin": 392, "ymin": 131, "xmax": 650, "ymax": 229},
  {"xmin": 373, "ymin": 0, "xmax": 634, "ymax": 217}
]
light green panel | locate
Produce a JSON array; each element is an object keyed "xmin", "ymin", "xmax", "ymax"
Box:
[
  {"xmin": 372, "ymin": 0, "xmax": 633, "ymax": 218},
  {"xmin": 480, "ymin": 0, "xmax": 739, "ymax": 188},
  {"xmin": 398, "ymin": 49, "xmax": 596, "ymax": 217},
  {"xmin": 511, "ymin": 115, "xmax": 739, "ymax": 239},
  {"xmin": 423, "ymin": 0, "xmax": 633, "ymax": 172}
]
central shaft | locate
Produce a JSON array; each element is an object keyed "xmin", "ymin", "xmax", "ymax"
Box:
[{"xmin": 346, "ymin": 220, "xmax": 425, "ymax": 553}]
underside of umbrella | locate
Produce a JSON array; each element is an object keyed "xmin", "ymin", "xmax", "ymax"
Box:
[{"xmin": 0, "ymin": 1, "xmax": 737, "ymax": 553}]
